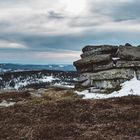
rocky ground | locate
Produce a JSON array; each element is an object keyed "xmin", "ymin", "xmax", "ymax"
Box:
[{"xmin": 0, "ymin": 89, "xmax": 139, "ymax": 140}]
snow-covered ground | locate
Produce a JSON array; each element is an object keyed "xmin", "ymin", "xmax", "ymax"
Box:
[
  {"xmin": 5, "ymin": 76, "xmax": 57, "ymax": 90},
  {"xmin": 76, "ymin": 76, "xmax": 140, "ymax": 99},
  {"xmin": 1, "ymin": 74, "xmax": 77, "ymax": 90}
]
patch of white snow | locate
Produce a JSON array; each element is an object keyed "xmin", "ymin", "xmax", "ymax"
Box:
[
  {"xmin": 0, "ymin": 100, "xmax": 15, "ymax": 107},
  {"xmin": 59, "ymin": 65, "xmax": 64, "ymax": 68},
  {"xmin": 39, "ymin": 76, "xmax": 59, "ymax": 83},
  {"xmin": 53, "ymin": 83, "xmax": 75, "ymax": 89},
  {"xmin": 14, "ymin": 81, "xmax": 29, "ymax": 90},
  {"xmin": 112, "ymin": 57, "xmax": 120, "ymax": 61}
]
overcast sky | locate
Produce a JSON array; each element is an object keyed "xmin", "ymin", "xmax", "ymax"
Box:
[{"xmin": 0, "ymin": 0, "xmax": 140, "ymax": 64}]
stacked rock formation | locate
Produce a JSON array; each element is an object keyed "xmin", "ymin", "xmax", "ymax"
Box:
[{"xmin": 74, "ymin": 43, "xmax": 140, "ymax": 90}]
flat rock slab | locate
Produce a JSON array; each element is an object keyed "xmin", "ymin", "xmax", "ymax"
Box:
[
  {"xmin": 76, "ymin": 61, "xmax": 140, "ymax": 73},
  {"xmin": 74, "ymin": 54, "xmax": 111, "ymax": 67},
  {"xmin": 90, "ymin": 68, "xmax": 134, "ymax": 80},
  {"xmin": 81, "ymin": 45, "xmax": 118, "ymax": 58},
  {"xmin": 118, "ymin": 46, "xmax": 140, "ymax": 61}
]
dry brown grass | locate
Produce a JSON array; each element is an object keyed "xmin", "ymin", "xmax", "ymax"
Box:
[
  {"xmin": 0, "ymin": 91, "xmax": 31, "ymax": 102},
  {"xmin": 0, "ymin": 94, "xmax": 140, "ymax": 140},
  {"xmin": 42, "ymin": 88, "xmax": 83, "ymax": 100}
]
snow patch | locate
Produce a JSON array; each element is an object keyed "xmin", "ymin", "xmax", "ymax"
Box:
[
  {"xmin": 38, "ymin": 76, "xmax": 58, "ymax": 83},
  {"xmin": 0, "ymin": 100, "xmax": 15, "ymax": 107},
  {"xmin": 112, "ymin": 57, "xmax": 120, "ymax": 61},
  {"xmin": 59, "ymin": 65, "xmax": 64, "ymax": 68},
  {"xmin": 53, "ymin": 83, "xmax": 75, "ymax": 89},
  {"xmin": 14, "ymin": 81, "xmax": 29, "ymax": 90}
]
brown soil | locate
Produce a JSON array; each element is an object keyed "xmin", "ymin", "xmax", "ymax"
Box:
[{"xmin": 0, "ymin": 95, "xmax": 140, "ymax": 140}]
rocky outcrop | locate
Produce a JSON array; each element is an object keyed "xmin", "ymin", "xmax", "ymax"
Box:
[{"xmin": 74, "ymin": 44, "xmax": 140, "ymax": 90}]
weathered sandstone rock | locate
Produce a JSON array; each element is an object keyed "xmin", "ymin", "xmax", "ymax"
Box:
[
  {"xmin": 81, "ymin": 45, "xmax": 118, "ymax": 58},
  {"xmin": 74, "ymin": 44, "xmax": 140, "ymax": 90},
  {"xmin": 91, "ymin": 79, "xmax": 125, "ymax": 89},
  {"xmin": 74, "ymin": 54, "xmax": 111, "ymax": 67},
  {"xmin": 76, "ymin": 61, "xmax": 140, "ymax": 73},
  {"xmin": 136, "ymin": 70, "xmax": 140, "ymax": 80},
  {"xmin": 90, "ymin": 69, "xmax": 134, "ymax": 80},
  {"xmin": 118, "ymin": 46, "xmax": 140, "ymax": 61}
]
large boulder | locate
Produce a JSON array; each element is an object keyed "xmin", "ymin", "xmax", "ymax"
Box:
[{"xmin": 74, "ymin": 44, "xmax": 140, "ymax": 90}]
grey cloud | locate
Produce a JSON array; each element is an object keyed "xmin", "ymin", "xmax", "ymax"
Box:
[
  {"xmin": 68, "ymin": 0, "xmax": 140, "ymax": 29},
  {"xmin": 0, "ymin": 0, "xmax": 140, "ymax": 64},
  {"xmin": 68, "ymin": 16, "xmax": 108, "ymax": 28},
  {"xmin": 90, "ymin": 0, "xmax": 140, "ymax": 22},
  {"xmin": 47, "ymin": 11, "xmax": 65, "ymax": 19},
  {"xmin": 1, "ymin": 28, "xmax": 140, "ymax": 53},
  {"xmin": 0, "ymin": 21, "xmax": 10, "ymax": 28},
  {"xmin": 109, "ymin": 0, "xmax": 140, "ymax": 22}
]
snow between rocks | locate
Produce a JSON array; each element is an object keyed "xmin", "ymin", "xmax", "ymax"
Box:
[{"xmin": 76, "ymin": 76, "xmax": 140, "ymax": 99}]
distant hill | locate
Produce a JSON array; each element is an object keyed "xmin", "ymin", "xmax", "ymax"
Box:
[{"xmin": 0, "ymin": 63, "xmax": 76, "ymax": 73}]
